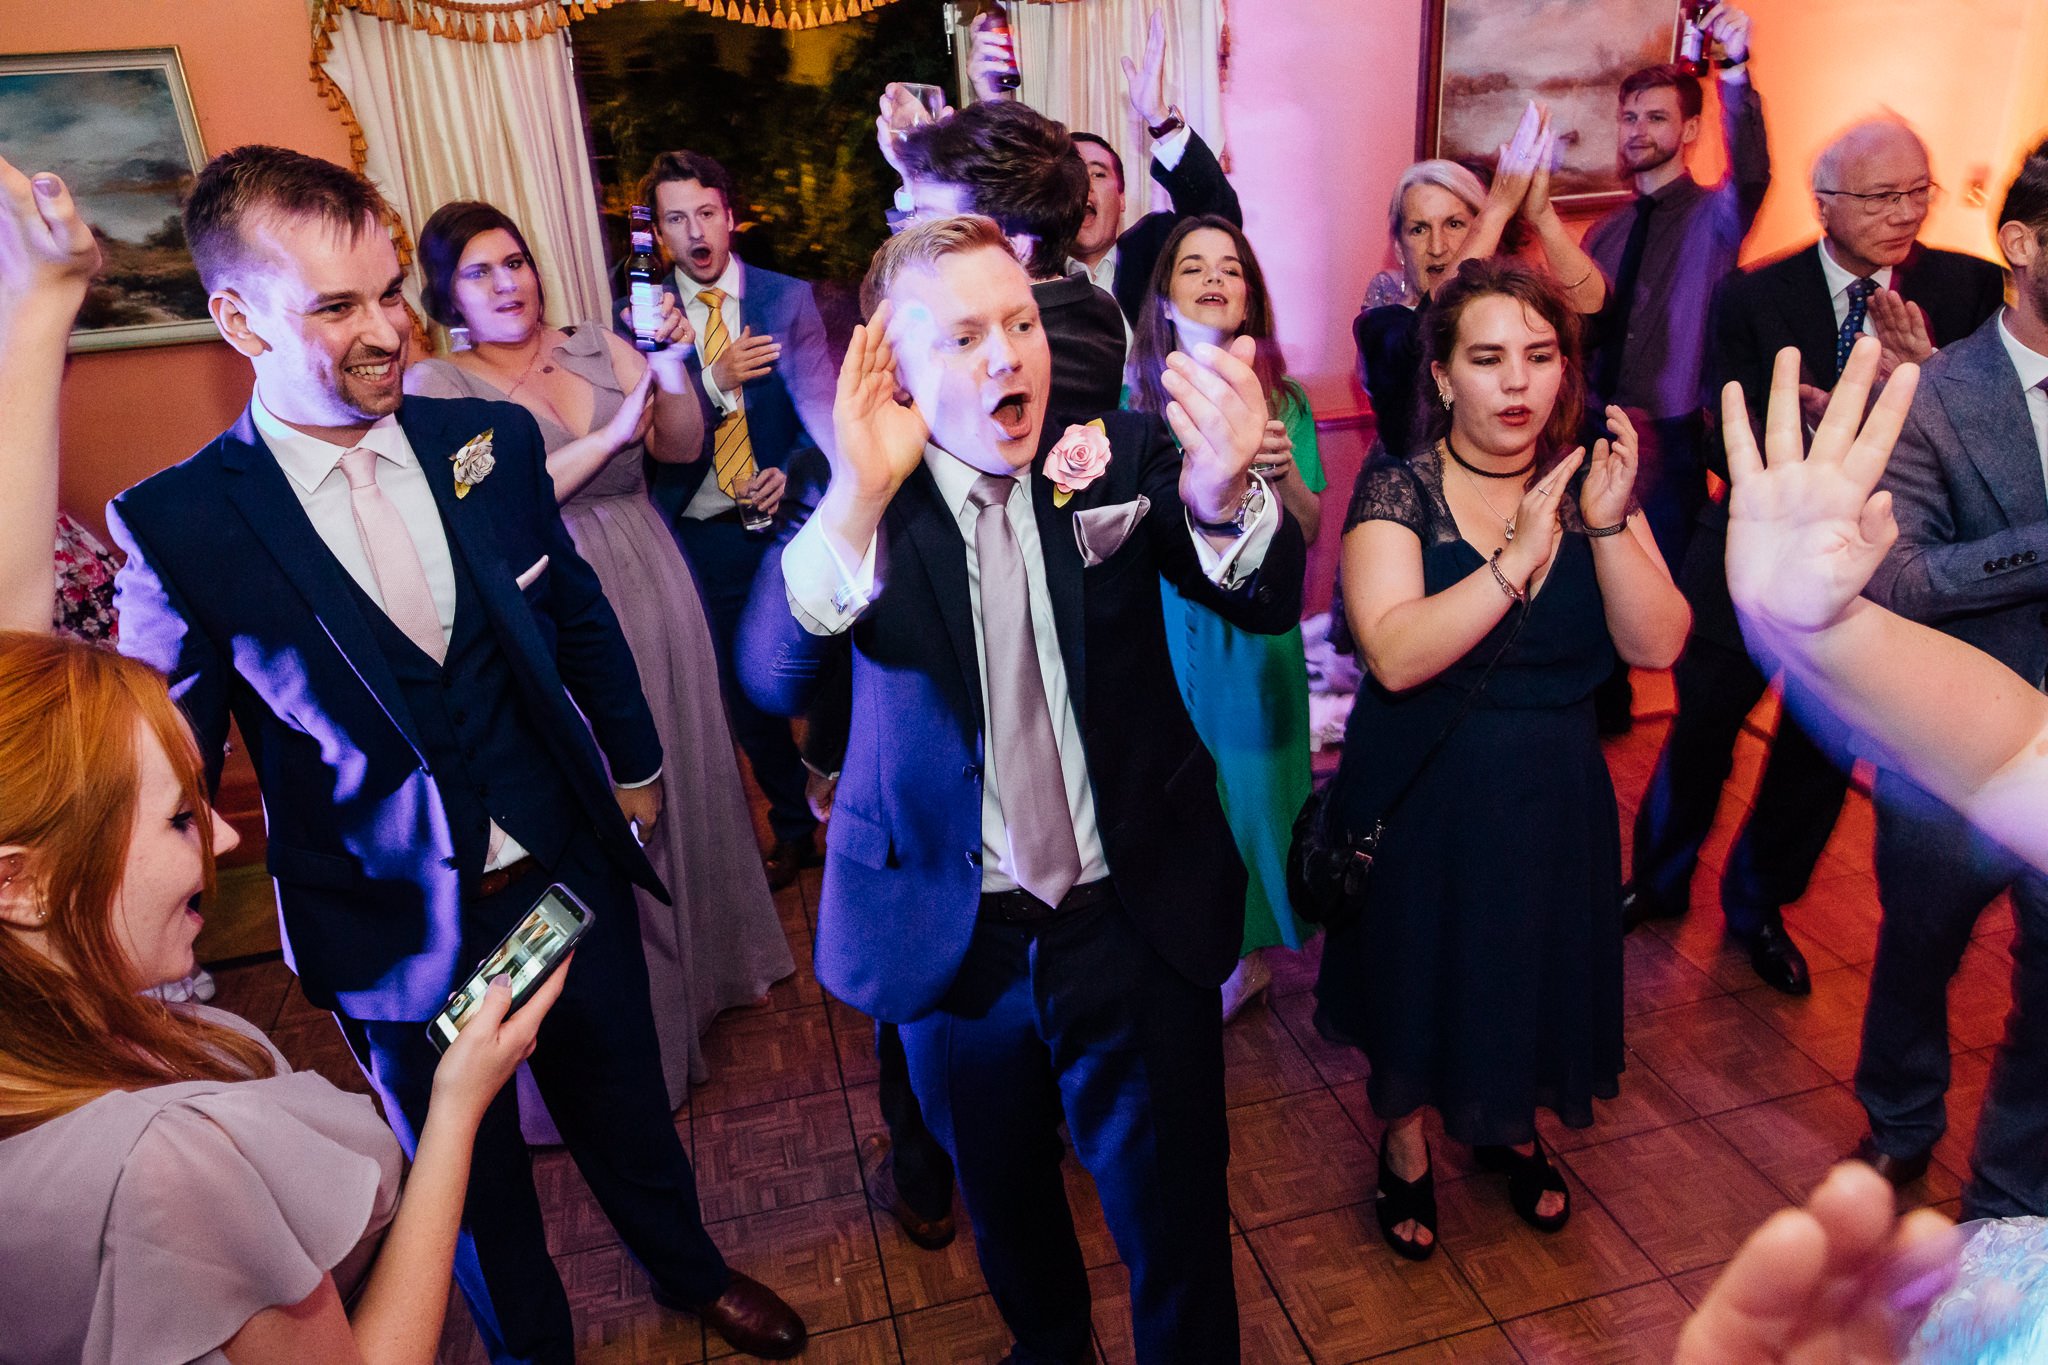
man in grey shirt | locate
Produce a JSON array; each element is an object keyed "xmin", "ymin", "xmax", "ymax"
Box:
[{"xmin": 1582, "ymin": 3, "xmax": 1768, "ymax": 568}]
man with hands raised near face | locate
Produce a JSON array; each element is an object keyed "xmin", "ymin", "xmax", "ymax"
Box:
[
  {"xmin": 631, "ymin": 149, "xmax": 836, "ymax": 888},
  {"xmin": 738, "ymin": 215, "xmax": 1305, "ymax": 1364}
]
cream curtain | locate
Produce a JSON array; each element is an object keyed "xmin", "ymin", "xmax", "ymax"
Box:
[
  {"xmin": 1011, "ymin": 0, "xmax": 1227, "ymax": 218},
  {"xmin": 314, "ymin": 3, "xmax": 611, "ymax": 329}
]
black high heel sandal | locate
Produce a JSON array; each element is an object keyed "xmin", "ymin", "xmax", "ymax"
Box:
[
  {"xmin": 1475, "ymin": 1135, "xmax": 1571, "ymax": 1233},
  {"xmin": 1374, "ymin": 1139, "xmax": 1438, "ymax": 1261}
]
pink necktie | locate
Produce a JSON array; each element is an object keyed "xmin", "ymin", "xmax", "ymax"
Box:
[
  {"xmin": 968, "ymin": 473, "xmax": 1084, "ymax": 908},
  {"xmin": 338, "ymin": 446, "xmax": 445, "ymax": 663}
]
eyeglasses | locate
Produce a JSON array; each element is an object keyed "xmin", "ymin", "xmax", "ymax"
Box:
[{"xmin": 1815, "ymin": 183, "xmax": 1941, "ymax": 215}]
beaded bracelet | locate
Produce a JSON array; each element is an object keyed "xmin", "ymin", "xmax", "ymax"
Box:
[{"xmin": 1488, "ymin": 548, "xmax": 1527, "ymax": 603}]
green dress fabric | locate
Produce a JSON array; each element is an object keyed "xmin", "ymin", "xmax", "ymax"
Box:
[{"xmin": 1158, "ymin": 381, "xmax": 1324, "ymax": 953}]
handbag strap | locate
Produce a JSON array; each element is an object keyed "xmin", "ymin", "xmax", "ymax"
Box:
[{"xmin": 1366, "ymin": 456, "xmax": 1532, "ymax": 828}]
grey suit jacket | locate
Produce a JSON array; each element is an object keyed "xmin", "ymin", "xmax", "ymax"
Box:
[{"xmin": 1866, "ymin": 312, "xmax": 2048, "ymax": 686}]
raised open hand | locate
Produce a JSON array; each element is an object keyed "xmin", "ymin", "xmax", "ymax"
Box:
[
  {"xmin": 832, "ymin": 299, "xmax": 929, "ymax": 503},
  {"xmin": 1497, "ymin": 448, "xmax": 1582, "ymax": 589},
  {"xmin": 1580, "ymin": 404, "xmax": 1638, "ymax": 528},
  {"xmin": 0, "ymin": 155, "xmax": 99, "ymax": 305},
  {"xmin": 1723, "ymin": 336, "xmax": 1917, "ymax": 637},
  {"xmin": 1160, "ymin": 335, "xmax": 1266, "ymax": 525},
  {"xmin": 1120, "ymin": 9, "xmax": 1172, "ymax": 128}
]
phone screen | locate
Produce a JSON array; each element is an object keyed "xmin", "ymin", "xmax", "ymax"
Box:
[{"xmin": 427, "ymin": 884, "xmax": 591, "ymax": 1052}]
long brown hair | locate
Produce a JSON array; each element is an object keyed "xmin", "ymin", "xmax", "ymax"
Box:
[
  {"xmin": 1129, "ymin": 215, "xmax": 1292, "ymax": 421},
  {"xmin": 1421, "ymin": 257, "xmax": 1586, "ymax": 473},
  {"xmin": 0, "ymin": 632, "xmax": 273, "ymax": 1138}
]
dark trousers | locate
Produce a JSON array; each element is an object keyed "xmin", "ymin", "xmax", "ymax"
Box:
[
  {"xmin": 875, "ymin": 1020, "xmax": 957, "ymax": 1219},
  {"xmin": 337, "ymin": 839, "xmax": 728, "ymax": 1364},
  {"xmin": 1634, "ymin": 412, "xmax": 1707, "ymax": 571},
  {"xmin": 1632, "ymin": 633, "xmax": 1852, "ymax": 934},
  {"xmin": 899, "ymin": 898, "xmax": 1237, "ymax": 1365},
  {"xmin": 674, "ymin": 513, "xmax": 817, "ymax": 844},
  {"xmin": 1861, "ymin": 770, "xmax": 2048, "ymax": 1219}
]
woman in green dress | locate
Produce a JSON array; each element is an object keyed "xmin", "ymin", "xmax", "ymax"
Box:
[{"xmin": 1128, "ymin": 214, "xmax": 1325, "ymax": 1021}]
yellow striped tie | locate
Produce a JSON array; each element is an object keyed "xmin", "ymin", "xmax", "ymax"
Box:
[{"xmin": 696, "ymin": 288, "xmax": 758, "ymax": 498}]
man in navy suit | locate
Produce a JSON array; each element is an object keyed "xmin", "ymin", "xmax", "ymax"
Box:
[
  {"xmin": 635, "ymin": 149, "xmax": 834, "ymax": 887},
  {"xmin": 109, "ymin": 146, "xmax": 803, "ymax": 1362},
  {"xmin": 1854, "ymin": 139, "xmax": 2048, "ymax": 1213},
  {"xmin": 740, "ymin": 214, "xmax": 1305, "ymax": 1364},
  {"xmin": 1628, "ymin": 117, "xmax": 2004, "ymax": 995}
]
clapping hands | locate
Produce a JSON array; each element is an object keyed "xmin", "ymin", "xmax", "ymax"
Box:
[
  {"xmin": 1485, "ymin": 102, "xmax": 1561, "ymax": 228},
  {"xmin": 1723, "ymin": 336, "xmax": 1917, "ymax": 638},
  {"xmin": 1160, "ymin": 335, "xmax": 1267, "ymax": 528}
]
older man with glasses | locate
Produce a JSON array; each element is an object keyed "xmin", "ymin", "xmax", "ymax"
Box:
[{"xmin": 1624, "ymin": 115, "xmax": 2005, "ymax": 999}]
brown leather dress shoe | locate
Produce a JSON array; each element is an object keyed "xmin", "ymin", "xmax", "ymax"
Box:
[
  {"xmin": 861, "ymin": 1134, "xmax": 957, "ymax": 1249},
  {"xmin": 654, "ymin": 1272, "xmax": 807, "ymax": 1359},
  {"xmin": 1850, "ymin": 1135, "xmax": 1933, "ymax": 1188}
]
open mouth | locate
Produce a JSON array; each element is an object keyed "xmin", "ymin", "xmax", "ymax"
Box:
[
  {"xmin": 184, "ymin": 891, "xmax": 205, "ymax": 925},
  {"xmin": 1194, "ymin": 291, "xmax": 1228, "ymax": 307},
  {"xmin": 1497, "ymin": 405, "xmax": 1532, "ymax": 426},
  {"xmin": 496, "ymin": 300, "xmax": 525, "ymax": 313},
  {"xmin": 345, "ymin": 358, "xmax": 397, "ymax": 383},
  {"xmin": 988, "ymin": 392, "xmax": 1032, "ymax": 439},
  {"xmin": 688, "ymin": 245, "xmax": 714, "ymax": 266}
]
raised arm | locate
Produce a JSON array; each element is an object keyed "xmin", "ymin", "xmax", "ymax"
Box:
[
  {"xmin": 1724, "ymin": 336, "xmax": 2048, "ymax": 871},
  {"xmin": 0, "ymin": 157, "xmax": 99, "ymax": 632},
  {"xmin": 1709, "ymin": 5, "xmax": 1771, "ymax": 237}
]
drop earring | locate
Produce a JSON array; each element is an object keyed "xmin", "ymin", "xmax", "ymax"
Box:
[{"xmin": 1439, "ymin": 388, "xmax": 1454, "ymax": 409}]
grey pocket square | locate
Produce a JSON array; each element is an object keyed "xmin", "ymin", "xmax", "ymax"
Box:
[{"xmin": 1072, "ymin": 496, "xmax": 1150, "ymax": 567}]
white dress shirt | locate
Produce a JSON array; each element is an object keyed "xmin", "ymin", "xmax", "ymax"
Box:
[
  {"xmin": 1066, "ymin": 125, "xmax": 1191, "ymax": 360},
  {"xmin": 1818, "ymin": 238, "xmax": 1895, "ymax": 335},
  {"xmin": 678, "ymin": 255, "xmax": 746, "ymax": 520},
  {"xmin": 780, "ymin": 443, "xmax": 1274, "ymax": 893},
  {"xmin": 251, "ymin": 388, "xmax": 547, "ymax": 868},
  {"xmin": 1997, "ymin": 310, "xmax": 2048, "ymax": 483}
]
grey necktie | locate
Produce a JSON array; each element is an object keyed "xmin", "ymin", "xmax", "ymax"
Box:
[{"xmin": 967, "ymin": 474, "xmax": 1084, "ymax": 908}]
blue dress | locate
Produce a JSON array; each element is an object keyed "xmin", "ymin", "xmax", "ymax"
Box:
[{"xmin": 1314, "ymin": 445, "xmax": 1625, "ymax": 1145}]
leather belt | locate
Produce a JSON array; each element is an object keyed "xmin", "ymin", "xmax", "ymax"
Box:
[
  {"xmin": 978, "ymin": 877, "xmax": 1115, "ymax": 924},
  {"xmin": 476, "ymin": 855, "xmax": 540, "ymax": 900}
]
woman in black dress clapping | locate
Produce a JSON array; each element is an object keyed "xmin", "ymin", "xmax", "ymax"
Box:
[{"xmin": 1317, "ymin": 260, "xmax": 1689, "ymax": 1260}]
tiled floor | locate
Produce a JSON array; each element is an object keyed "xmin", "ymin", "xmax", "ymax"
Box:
[{"xmin": 210, "ymin": 701, "xmax": 2015, "ymax": 1363}]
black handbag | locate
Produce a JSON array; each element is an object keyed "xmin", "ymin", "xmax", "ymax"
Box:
[{"xmin": 1288, "ymin": 591, "xmax": 1529, "ymax": 933}]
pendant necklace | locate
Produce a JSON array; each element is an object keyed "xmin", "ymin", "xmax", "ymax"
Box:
[
  {"xmin": 1444, "ymin": 439, "xmax": 1527, "ymax": 543},
  {"xmin": 479, "ymin": 330, "xmax": 571, "ymax": 432}
]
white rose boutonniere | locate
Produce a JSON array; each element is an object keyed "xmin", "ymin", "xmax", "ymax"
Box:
[{"xmin": 451, "ymin": 428, "xmax": 496, "ymax": 499}]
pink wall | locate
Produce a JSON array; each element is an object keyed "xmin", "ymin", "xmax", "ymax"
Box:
[{"xmin": 5, "ymin": 3, "xmax": 353, "ymax": 542}]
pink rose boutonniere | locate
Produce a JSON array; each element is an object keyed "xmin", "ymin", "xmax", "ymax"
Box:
[{"xmin": 1044, "ymin": 419, "xmax": 1112, "ymax": 508}]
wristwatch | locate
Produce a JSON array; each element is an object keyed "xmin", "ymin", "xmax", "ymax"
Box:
[
  {"xmin": 1147, "ymin": 104, "xmax": 1185, "ymax": 140},
  {"xmin": 1193, "ymin": 480, "xmax": 1267, "ymax": 537}
]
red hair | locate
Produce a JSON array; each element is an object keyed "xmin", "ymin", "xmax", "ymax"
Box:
[{"xmin": 0, "ymin": 632, "xmax": 273, "ymax": 1137}]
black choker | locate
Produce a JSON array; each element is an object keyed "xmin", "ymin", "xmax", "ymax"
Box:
[{"xmin": 1443, "ymin": 438, "xmax": 1535, "ymax": 480}]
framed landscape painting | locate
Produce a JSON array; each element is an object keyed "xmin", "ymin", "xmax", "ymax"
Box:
[
  {"xmin": 1421, "ymin": 0, "xmax": 1684, "ymax": 212},
  {"xmin": 0, "ymin": 48, "xmax": 213, "ymax": 351}
]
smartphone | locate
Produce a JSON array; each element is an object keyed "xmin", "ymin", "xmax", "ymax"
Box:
[{"xmin": 426, "ymin": 883, "xmax": 593, "ymax": 1053}]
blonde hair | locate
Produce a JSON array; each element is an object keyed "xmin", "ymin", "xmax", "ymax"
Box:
[
  {"xmin": 859, "ymin": 213, "xmax": 1018, "ymax": 319},
  {"xmin": 0, "ymin": 632, "xmax": 274, "ymax": 1137}
]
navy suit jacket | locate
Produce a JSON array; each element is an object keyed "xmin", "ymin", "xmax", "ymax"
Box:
[
  {"xmin": 1867, "ymin": 313, "xmax": 2048, "ymax": 685},
  {"xmin": 736, "ymin": 410, "xmax": 1306, "ymax": 1022},
  {"xmin": 109, "ymin": 395, "xmax": 663, "ymax": 1019},
  {"xmin": 1684, "ymin": 241, "xmax": 2006, "ymax": 648},
  {"xmin": 632, "ymin": 259, "xmax": 840, "ymax": 522},
  {"xmin": 1109, "ymin": 130, "xmax": 1242, "ymax": 323}
]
